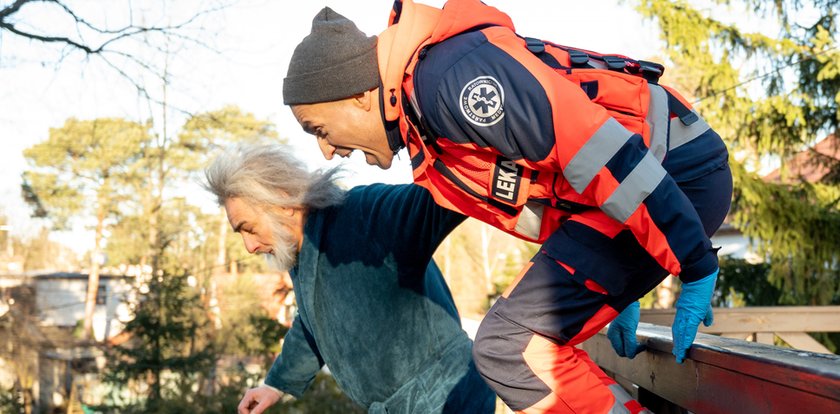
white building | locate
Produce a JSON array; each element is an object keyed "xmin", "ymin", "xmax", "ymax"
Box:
[
  {"xmin": 0, "ymin": 272, "xmax": 134, "ymax": 341},
  {"xmin": 0, "ymin": 271, "xmax": 134, "ymax": 412}
]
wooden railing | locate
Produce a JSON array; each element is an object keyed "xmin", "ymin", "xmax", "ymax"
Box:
[
  {"xmin": 639, "ymin": 306, "xmax": 840, "ymax": 354},
  {"xmin": 580, "ymin": 309, "xmax": 840, "ymax": 413}
]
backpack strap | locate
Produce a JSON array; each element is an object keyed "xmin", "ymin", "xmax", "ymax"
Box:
[
  {"xmin": 664, "ymin": 90, "xmax": 699, "ymax": 126},
  {"xmin": 526, "ymin": 37, "xmax": 668, "ymax": 85},
  {"xmin": 403, "ymin": 90, "xmax": 440, "ymax": 149},
  {"xmin": 524, "ymin": 37, "xmax": 566, "ymax": 70},
  {"xmin": 521, "ymin": 37, "xmax": 695, "ymax": 127},
  {"xmin": 567, "ymin": 49, "xmax": 591, "ymax": 68},
  {"xmin": 636, "ymin": 60, "xmax": 665, "ymax": 84}
]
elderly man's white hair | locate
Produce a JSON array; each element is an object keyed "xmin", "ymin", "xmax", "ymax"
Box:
[
  {"xmin": 204, "ymin": 143, "xmax": 345, "ymax": 269},
  {"xmin": 205, "ymin": 143, "xmax": 345, "ymax": 210}
]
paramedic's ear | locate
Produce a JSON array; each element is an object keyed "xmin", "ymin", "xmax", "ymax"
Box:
[{"xmin": 351, "ymin": 90, "xmax": 376, "ymax": 112}]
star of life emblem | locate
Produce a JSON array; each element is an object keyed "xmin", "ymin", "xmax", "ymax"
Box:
[{"xmin": 460, "ymin": 76, "xmax": 505, "ymax": 126}]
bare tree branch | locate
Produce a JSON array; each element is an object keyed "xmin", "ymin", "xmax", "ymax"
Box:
[
  {"xmin": 1, "ymin": 0, "xmax": 230, "ymax": 117},
  {"xmin": 0, "ymin": 19, "xmax": 96, "ymax": 53},
  {"xmin": 0, "ymin": 0, "xmax": 30, "ymax": 21},
  {"xmin": 1, "ymin": 0, "xmax": 228, "ymax": 54}
]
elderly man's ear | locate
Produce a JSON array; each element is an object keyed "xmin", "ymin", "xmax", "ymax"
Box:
[{"xmin": 269, "ymin": 205, "xmax": 299, "ymax": 218}]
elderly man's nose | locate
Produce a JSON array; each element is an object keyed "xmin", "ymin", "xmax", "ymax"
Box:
[{"xmin": 242, "ymin": 235, "xmax": 260, "ymax": 254}]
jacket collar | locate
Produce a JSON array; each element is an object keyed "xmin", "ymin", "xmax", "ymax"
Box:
[
  {"xmin": 377, "ymin": 0, "xmax": 516, "ymax": 128},
  {"xmin": 380, "ymin": 84, "xmax": 404, "ymax": 153},
  {"xmin": 378, "ymin": 0, "xmax": 441, "ymax": 123}
]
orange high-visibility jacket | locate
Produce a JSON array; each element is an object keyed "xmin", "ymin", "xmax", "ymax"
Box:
[{"xmin": 378, "ymin": 0, "xmax": 728, "ymax": 281}]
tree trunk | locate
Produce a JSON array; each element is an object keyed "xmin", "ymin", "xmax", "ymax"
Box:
[
  {"xmin": 4, "ymin": 227, "xmax": 12, "ymax": 258},
  {"xmin": 23, "ymin": 387, "xmax": 33, "ymax": 414},
  {"xmin": 480, "ymin": 224, "xmax": 495, "ymax": 295},
  {"xmin": 215, "ymin": 207, "xmax": 227, "ymax": 275},
  {"xmin": 82, "ymin": 202, "xmax": 105, "ymax": 340},
  {"xmin": 655, "ymin": 276, "xmax": 677, "ymax": 309},
  {"xmin": 149, "ymin": 201, "xmax": 159, "ymax": 273},
  {"xmin": 150, "ymin": 293, "xmax": 163, "ymax": 406},
  {"xmin": 149, "ymin": 59, "xmax": 170, "ymax": 276}
]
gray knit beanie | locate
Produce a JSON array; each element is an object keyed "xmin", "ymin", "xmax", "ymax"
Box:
[{"xmin": 283, "ymin": 7, "xmax": 380, "ymax": 105}]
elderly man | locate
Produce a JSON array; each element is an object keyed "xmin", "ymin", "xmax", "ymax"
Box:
[
  {"xmin": 204, "ymin": 144, "xmax": 495, "ymax": 414},
  {"xmin": 283, "ymin": 1, "xmax": 732, "ymax": 413}
]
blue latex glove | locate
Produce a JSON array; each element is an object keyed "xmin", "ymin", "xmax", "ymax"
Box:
[
  {"xmin": 607, "ymin": 301, "xmax": 645, "ymax": 359},
  {"xmin": 672, "ymin": 269, "xmax": 718, "ymax": 363}
]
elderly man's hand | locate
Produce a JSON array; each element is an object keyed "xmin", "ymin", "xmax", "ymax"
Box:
[{"xmin": 238, "ymin": 385, "xmax": 283, "ymax": 414}]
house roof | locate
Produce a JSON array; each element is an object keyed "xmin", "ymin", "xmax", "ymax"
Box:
[
  {"xmin": 0, "ymin": 271, "xmax": 131, "ymax": 281},
  {"xmin": 763, "ymin": 135, "xmax": 839, "ymax": 183}
]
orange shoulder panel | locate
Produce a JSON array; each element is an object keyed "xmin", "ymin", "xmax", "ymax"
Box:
[{"xmin": 379, "ymin": 0, "xmax": 441, "ymax": 122}]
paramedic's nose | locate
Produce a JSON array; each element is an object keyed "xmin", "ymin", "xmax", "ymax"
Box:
[
  {"xmin": 242, "ymin": 234, "xmax": 260, "ymax": 254},
  {"xmin": 317, "ymin": 137, "xmax": 336, "ymax": 160}
]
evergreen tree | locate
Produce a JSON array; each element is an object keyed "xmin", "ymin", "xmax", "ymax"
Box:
[
  {"xmin": 636, "ymin": 0, "xmax": 840, "ymax": 305},
  {"xmin": 176, "ymin": 105, "xmax": 281, "ymax": 277},
  {"xmin": 21, "ymin": 118, "xmax": 149, "ymax": 338},
  {"xmin": 0, "ymin": 385, "xmax": 25, "ymax": 414},
  {"xmin": 103, "ymin": 272, "xmax": 215, "ymax": 412},
  {"xmin": 214, "ymin": 273, "xmax": 285, "ymax": 362},
  {"xmin": 109, "ymin": 105, "xmax": 278, "ymax": 277},
  {"xmin": 94, "ymin": 106, "xmax": 284, "ymax": 411}
]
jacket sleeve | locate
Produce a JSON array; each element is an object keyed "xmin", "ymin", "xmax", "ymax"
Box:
[
  {"xmin": 358, "ymin": 184, "xmax": 467, "ymax": 273},
  {"xmin": 263, "ymin": 315, "xmax": 324, "ymax": 398},
  {"xmin": 415, "ymin": 29, "xmax": 717, "ymax": 281}
]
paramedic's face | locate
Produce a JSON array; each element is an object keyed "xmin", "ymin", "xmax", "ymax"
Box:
[{"xmin": 291, "ymin": 89, "xmax": 393, "ymax": 169}]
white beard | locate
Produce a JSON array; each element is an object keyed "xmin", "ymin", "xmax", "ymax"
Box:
[{"xmin": 264, "ymin": 220, "xmax": 299, "ymax": 272}]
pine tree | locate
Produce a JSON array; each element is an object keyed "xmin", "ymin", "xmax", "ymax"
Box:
[
  {"xmin": 636, "ymin": 0, "xmax": 840, "ymax": 305},
  {"xmin": 103, "ymin": 272, "xmax": 215, "ymax": 412},
  {"xmin": 21, "ymin": 118, "xmax": 149, "ymax": 338}
]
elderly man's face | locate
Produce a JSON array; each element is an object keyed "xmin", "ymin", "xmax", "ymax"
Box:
[
  {"xmin": 224, "ymin": 197, "xmax": 299, "ymax": 271},
  {"xmin": 291, "ymin": 90, "xmax": 393, "ymax": 169},
  {"xmin": 225, "ymin": 197, "xmax": 276, "ymax": 254}
]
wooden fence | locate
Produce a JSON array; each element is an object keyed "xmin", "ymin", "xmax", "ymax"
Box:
[
  {"xmin": 640, "ymin": 306, "xmax": 840, "ymax": 354},
  {"xmin": 580, "ymin": 306, "xmax": 840, "ymax": 413}
]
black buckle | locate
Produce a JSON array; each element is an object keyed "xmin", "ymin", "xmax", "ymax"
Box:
[
  {"xmin": 638, "ymin": 60, "xmax": 664, "ymax": 83},
  {"xmin": 665, "ymin": 90, "xmax": 699, "ymax": 126},
  {"xmin": 639, "ymin": 60, "xmax": 664, "ymax": 76},
  {"xmin": 568, "ymin": 49, "xmax": 590, "ymax": 67},
  {"xmin": 525, "ymin": 37, "xmax": 545, "ymax": 53},
  {"xmin": 603, "ymin": 56, "xmax": 626, "ymax": 71}
]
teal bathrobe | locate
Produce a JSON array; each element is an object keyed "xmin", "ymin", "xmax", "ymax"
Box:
[{"xmin": 264, "ymin": 184, "xmax": 496, "ymax": 413}]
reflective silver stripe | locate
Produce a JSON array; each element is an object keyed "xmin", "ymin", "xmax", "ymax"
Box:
[
  {"xmin": 514, "ymin": 201, "xmax": 544, "ymax": 240},
  {"xmin": 608, "ymin": 401, "xmax": 632, "ymax": 414},
  {"xmin": 409, "ymin": 90, "xmax": 423, "ymax": 118},
  {"xmin": 607, "ymin": 384, "xmax": 633, "ymax": 414},
  {"xmin": 602, "ymin": 151, "xmax": 667, "ymax": 223},
  {"xmin": 566, "ymin": 118, "xmax": 635, "ymax": 194},
  {"xmin": 607, "ymin": 384, "xmax": 652, "ymax": 414},
  {"xmin": 646, "ymin": 84, "xmax": 670, "ymax": 162},
  {"xmin": 669, "ymin": 112, "xmax": 711, "ymax": 150},
  {"xmin": 408, "ymin": 91, "xmax": 432, "ymax": 141},
  {"xmin": 587, "ymin": 60, "xmax": 608, "ymax": 70}
]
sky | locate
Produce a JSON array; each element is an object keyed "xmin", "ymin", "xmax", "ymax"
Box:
[{"xmin": 0, "ymin": 0, "xmax": 662, "ymax": 252}]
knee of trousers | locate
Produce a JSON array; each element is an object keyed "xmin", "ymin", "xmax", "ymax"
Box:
[
  {"xmin": 472, "ymin": 320, "xmax": 495, "ymax": 373},
  {"xmin": 471, "ymin": 310, "xmax": 532, "ymax": 381}
]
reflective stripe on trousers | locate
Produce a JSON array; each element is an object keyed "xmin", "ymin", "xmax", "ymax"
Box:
[{"xmin": 608, "ymin": 384, "xmax": 652, "ymax": 414}]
